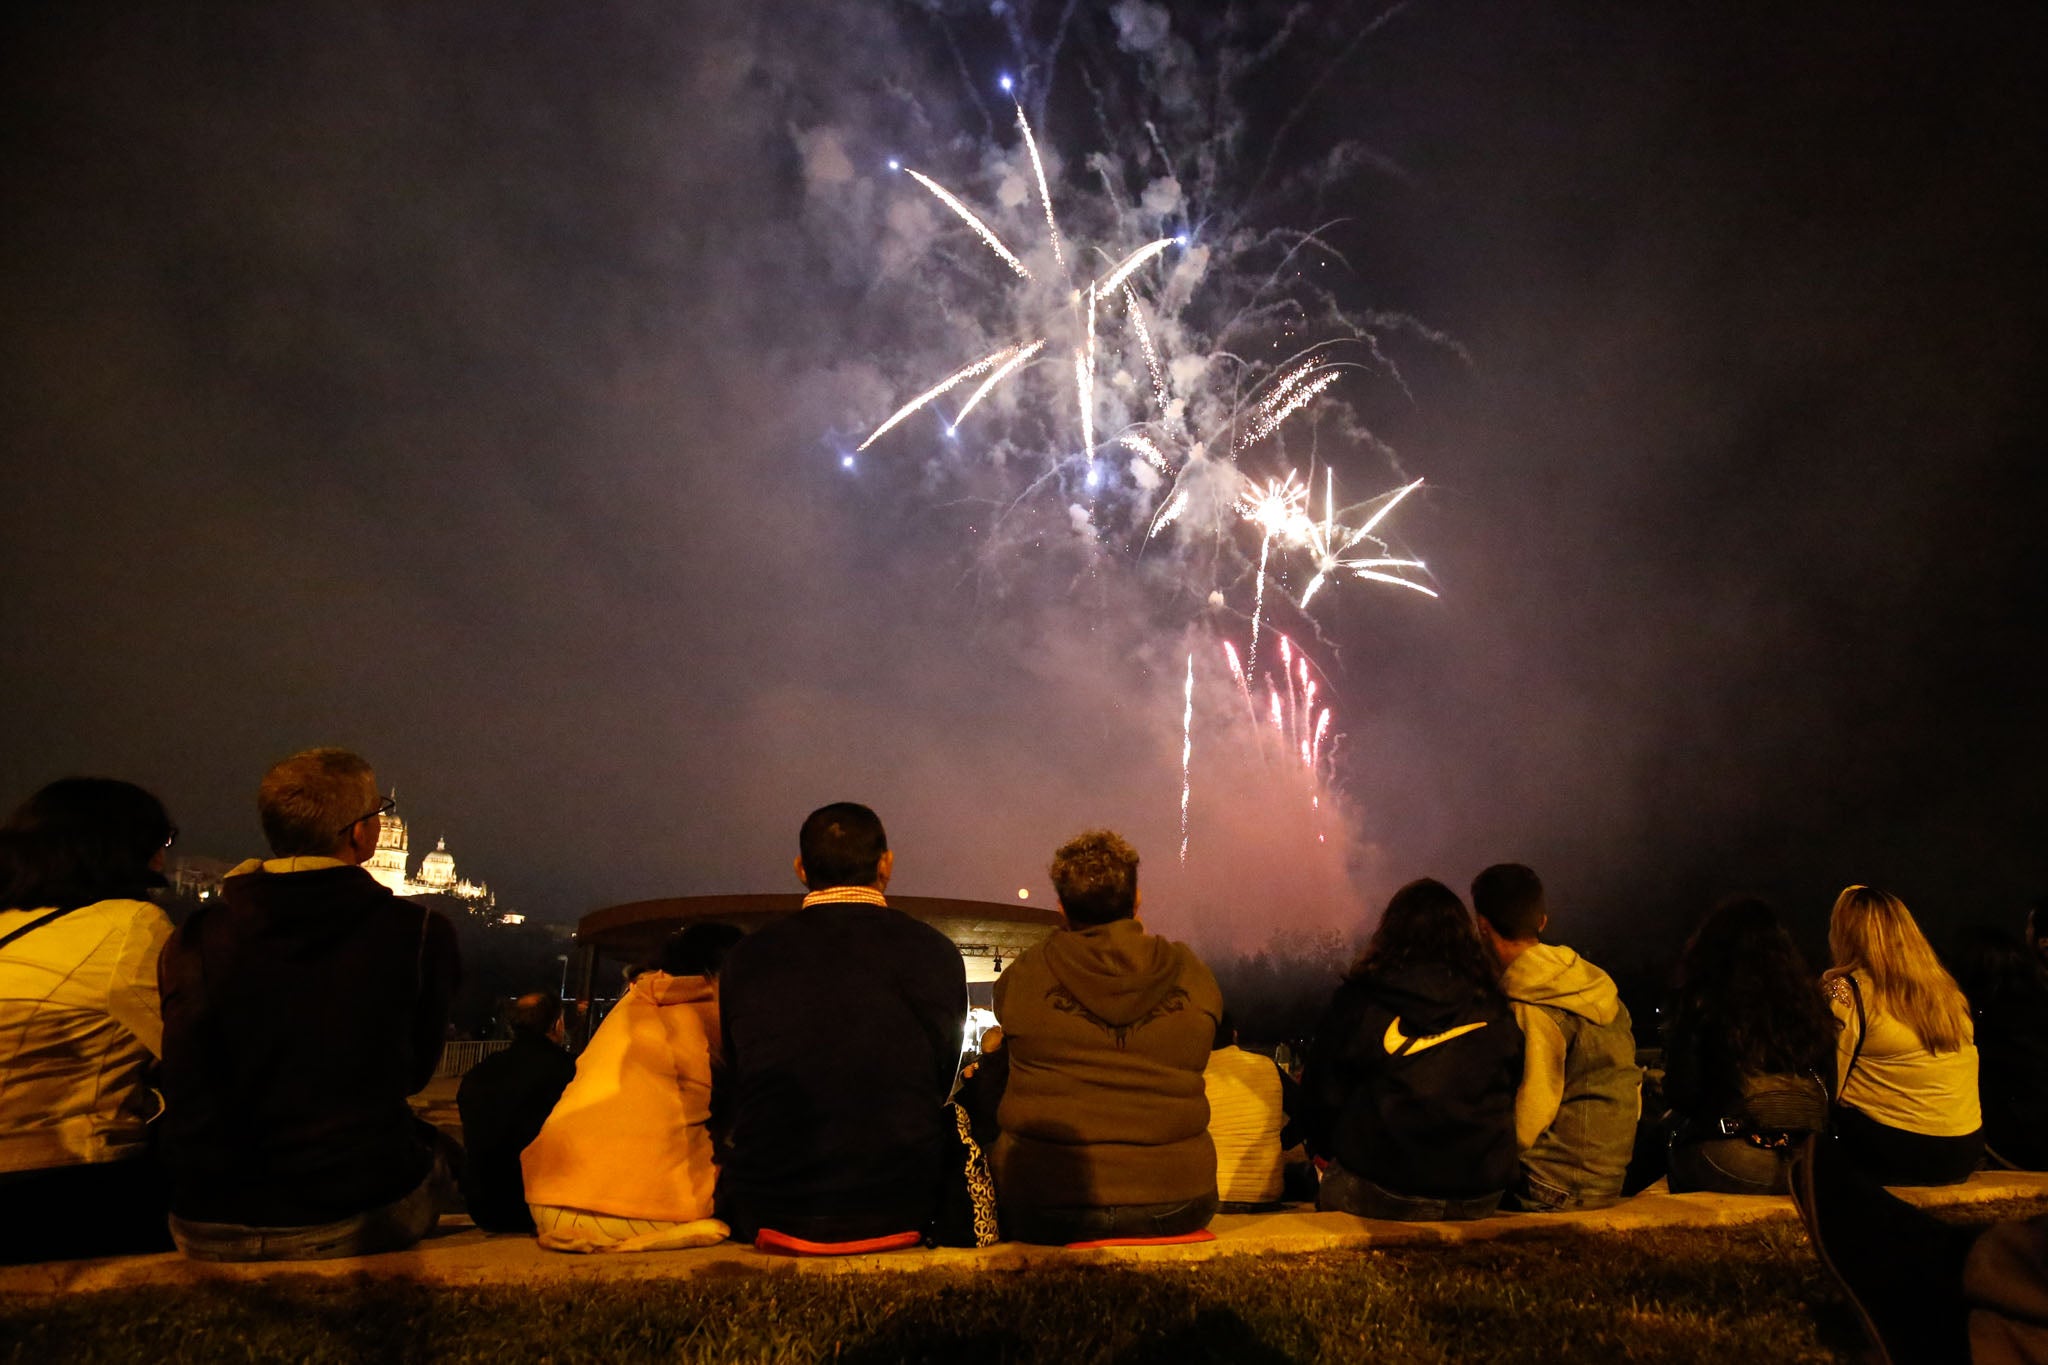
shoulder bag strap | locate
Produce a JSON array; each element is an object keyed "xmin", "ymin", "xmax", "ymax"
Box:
[
  {"xmin": 1837, "ymin": 973, "xmax": 1868, "ymax": 1099},
  {"xmin": 0, "ymin": 904, "xmax": 85, "ymax": 956}
]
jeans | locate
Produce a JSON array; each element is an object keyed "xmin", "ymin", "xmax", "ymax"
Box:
[
  {"xmin": 1668, "ymin": 1137, "xmax": 1789, "ymax": 1196},
  {"xmin": 1001, "ymin": 1193, "xmax": 1218, "ymax": 1245},
  {"xmin": 170, "ymin": 1167, "xmax": 440, "ymax": 1262},
  {"xmin": 1316, "ymin": 1163, "xmax": 1502, "ymax": 1221},
  {"xmin": 1504, "ymin": 1166, "xmax": 1622, "ymax": 1213}
]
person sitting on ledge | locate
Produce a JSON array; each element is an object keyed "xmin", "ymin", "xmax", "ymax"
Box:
[
  {"xmin": 1302, "ymin": 878, "xmax": 1523, "ymax": 1221},
  {"xmin": 992, "ymin": 829, "xmax": 1222, "ymax": 1245},
  {"xmin": 0, "ymin": 778, "xmax": 180, "ymax": 1264},
  {"xmin": 1823, "ymin": 884, "xmax": 1982, "ymax": 1185},
  {"xmin": 1472, "ymin": 863, "xmax": 1640, "ymax": 1213},
  {"xmin": 715, "ymin": 803, "xmax": 970, "ymax": 1245},
  {"xmin": 520, "ymin": 924, "xmax": 739, "ymax": 1252},
  {"xmin": 456, "ymin": 991, "xmax": 576, "ymax": 1234},
  {"xmin": 1203, "ymin": 1011, "xmax": 1297, "ymax": 1211},
  {"xmin": 1660, "ymin": 898, "xmax": 1833, "ymax": 1195},
  {"xmin": 1947, "ymin": 924, "xmax": 2048, "ymax": 1172},
  {"xmin": 157, "ymin": 748, "xmax": 460, "ymax": 1261}
]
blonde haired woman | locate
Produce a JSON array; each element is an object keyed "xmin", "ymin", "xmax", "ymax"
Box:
[{"xmin": 1824, "ymin": 885, "xmax": 1982, "ymax": 1184}]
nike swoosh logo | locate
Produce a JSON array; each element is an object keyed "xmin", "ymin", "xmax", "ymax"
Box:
[{"xmin": 1383, "ymin": 1017, "xmax": 1488, "ymax": 1057}]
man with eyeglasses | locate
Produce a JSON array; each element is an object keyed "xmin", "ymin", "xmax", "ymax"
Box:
[{"xmin": 157, "ymin": 747, "xmax": 461, "ymax": 1261}]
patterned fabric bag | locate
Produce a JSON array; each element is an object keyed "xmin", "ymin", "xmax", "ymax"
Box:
[{"xmin": 930, "ymin": 1101, "xmax": 1000, "ymax": 1247}]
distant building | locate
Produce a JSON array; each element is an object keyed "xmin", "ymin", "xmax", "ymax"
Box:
[{"xmin": 364, "ymin": 801, "xmax": 493, "ymax": 904}]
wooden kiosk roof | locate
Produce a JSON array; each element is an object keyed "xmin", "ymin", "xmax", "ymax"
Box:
[{"xmin": 574, "ymin": 893, "xmax": 1062, "ymax": 982}]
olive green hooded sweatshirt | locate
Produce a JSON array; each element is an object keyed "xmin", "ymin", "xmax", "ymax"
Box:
[{"xmin": 992, "ymin": 918, "xmax": 1222, "ymax": 1209}]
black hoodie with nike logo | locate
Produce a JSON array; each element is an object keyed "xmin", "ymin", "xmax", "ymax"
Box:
[{"xmin": 1303, "ymin": 962, "xmax": 1524, "ymax": 1201}]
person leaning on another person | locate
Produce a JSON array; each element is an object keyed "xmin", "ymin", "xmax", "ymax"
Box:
[
  {"xmin": 1824, "ymin": 884, "xmax": 1983, "ymax": 1186},
  {"xmin": 520, "ymin": 923, "xmax": 740, "ymax": 1253},
  {"xmin": 993, "ymin": 829, "xmax": 1222, "ymax": 1245},
  {"xmin": 1472, "ymin": 863, "xmax": 1641, "ymax": 1213},
  {"xmin": 0, "ymin": 779, "xmax": 180, "ymax": 1264},
  {"xmin": 456, "ymin": 991, "xmax": 576, "ymax": 1234},
  {"xmin": 1301, "ymin": 878, "xmax": 1523, "ymax": 1221},
  {"xmin": 156, "ymin": 749, "xmax": 461, "ymax": 1261}
]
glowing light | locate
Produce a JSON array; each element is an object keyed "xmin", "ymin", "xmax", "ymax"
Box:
[
  {"xmin": 1093, "ymin": 237, "xmax": 1176, "ymax": 296},
  {"xmin": 1017, "ymin": 887, "xmax": 1029, "ymax": 899},
  {"xmin": 857, "ymin": 344, "xmax": 1018, "ymax": 451},
  {"xmin": 954, "ymin": 338, "xmax": 1047, "ymax": 425},
  {"xmin": 999, "ymin": 74, "xmax": 1014, "ymax": 92},
  {"xmin": 840, "ymin": 454, "xmax": 855, "ymax": 470},
  {"xmin": 902, "ymin": 168, "xmax": 1032, "ymax": 278},
  {"xmin": 1016, "ymin": 103, "xmax": 1065, "ymax": 272},
  {"xmin": 1179, "ymin": 651, "xmax": 1194, "ymax": 865}
]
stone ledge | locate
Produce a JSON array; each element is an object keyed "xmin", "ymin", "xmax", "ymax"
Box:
[{"xmin": 6, "ymin": 1169, "xmax": 2045, "ymax": 1297}]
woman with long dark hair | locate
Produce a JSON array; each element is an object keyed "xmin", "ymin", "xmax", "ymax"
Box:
[
  {"xmin": 1662, "ymin": 898, "xmax": 1834, "ymax": 1194},
  {"xmin": 1825, "ymin": 885, "xmax": 1982, "ymax": 1185},
  {"xmin": 0, "ymin": 778, "xmax": 178, "ymax": 1262},
  {"xmin": 1301, "ymin": 878, "xmax": 1523, "ymax": 1220}
]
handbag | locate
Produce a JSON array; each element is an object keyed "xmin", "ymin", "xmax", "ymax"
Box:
[{"xmin": 930, "ymin": 1101, "xmax": 1001, "ymax": 1248}]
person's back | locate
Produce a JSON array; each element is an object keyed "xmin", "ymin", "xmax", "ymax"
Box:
[
  {"xmin": 1472, "ymin": 864, "xmax": 1639, "ymax": 1212},
  {"xmin": 0, "ymin": 778, "xmax": 180, "ymax": 1263},
  {"xmin": 1304, "ymin": 879, "xmax": 1523, "ymax": 1220},
  {"xmin": 717, "ymin": 804, "xmax": 966, "ymax": 1243},
  {"xmin": 157, "ymin": 750, "xmax": 459, "ymax": 1257},
  {"xmin": 520, "ymin": 924, "xmax": 739, "ymax": 1252},
  {"xmin": 1203, "ymin": 1033, "xmax": 1287, "ymax": 1207},
  {"xmin": 1948, "ymin": 925, "xmax": 2048, "ymax": 1172},
  {"xmin": 993, "ymin": 830, "xmax": 1221, "ymax": 1244},
  {"xmin": 1824, "ymin": 885, "xmax": 1982, "ymax": 1186},
  {"xmin": 1660, "ymin": 899, "xmax": 1833, "ymax": 1195},
  {"xmin": 456, "ymin": 993, "xmax": 575, "ymax": 1234}
]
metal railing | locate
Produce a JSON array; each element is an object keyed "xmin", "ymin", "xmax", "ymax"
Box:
[{"xmin": 434, "ymin": 1039, "xmax": 511, "ymax": 1079}]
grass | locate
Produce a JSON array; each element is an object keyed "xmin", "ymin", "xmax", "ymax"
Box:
[{"xmin": 8, "ymin": 1200, "xmax": 2045, "ymax": 1364}]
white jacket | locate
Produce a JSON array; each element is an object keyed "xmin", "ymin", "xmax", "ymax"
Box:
[{"xmin": 0, "ymin": 897, "xmax": 172, "ymax": 1171}]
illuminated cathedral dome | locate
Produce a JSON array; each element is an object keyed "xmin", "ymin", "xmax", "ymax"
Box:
[{"xmin": 418, "ymin": 838, "xmax": 457, "ymax": 890}]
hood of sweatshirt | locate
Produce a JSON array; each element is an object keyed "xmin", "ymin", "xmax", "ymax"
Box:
[
  {"xmin": 1356, "ymin": 963, "xmax": 1495, "ymax": 1035},
  {"xmin": 629, "ymin": 970, "xmax": 717, "ymax": 1009},
  {"xmin": 1039, "ymin": 919, "xmax": 1191, "ymax": 1027},
  {"xmin": 1499, "ymin": 942, "xmax": 1620, "ymax": 1026}
]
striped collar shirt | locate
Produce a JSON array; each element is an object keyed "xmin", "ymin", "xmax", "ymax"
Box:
[{"xmin": 800, "ymin": 886, "xmax": 889, "ymax": 909}]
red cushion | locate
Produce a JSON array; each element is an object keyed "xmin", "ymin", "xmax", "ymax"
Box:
[
  {"xmin": 1065, "ymin": 1229, "xmax": 1218, "ymax": 1249},
  {"xmin": 753, "ymin": 1228, "xmax": 923, "ymax": 1256}
]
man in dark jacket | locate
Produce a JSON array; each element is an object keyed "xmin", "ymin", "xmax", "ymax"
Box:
[
  {"xmin": 992, "ymin": 829, "xmax": 1222, "ymax": 1244},
  {"xmin": 716, "ymin": 803, "xmax": 967, "ymax": 1244},
  {"xmin": 157, "ymin": 748, "xmax": 460, "ymax": 1260},
  {"xmin": 457, "ymin": 992, "xmax": 575, "ymax": 1233}
]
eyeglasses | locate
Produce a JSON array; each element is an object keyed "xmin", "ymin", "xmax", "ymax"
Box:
[{"xmin": 338, "ymin": 796, "xmax": 396, "ymax": 839}]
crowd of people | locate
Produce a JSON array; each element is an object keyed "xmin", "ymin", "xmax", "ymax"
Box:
[{"xmin": 2, "ymin": 749, "xmax": 2046, "ymax": 1301}]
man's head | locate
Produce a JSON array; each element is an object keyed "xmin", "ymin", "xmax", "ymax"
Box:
[
  {"xmin": 505, "ymin": 991, "xmax": 564, "ymax": 1045},
  {"xmin": 658, "ymin": 921, "xmax": 745, "ymax": 978},
  {"xmin": 794, "ymin": 802, "xmax": 891, "ymax": 892},
  {"xmin": 1049, "ymin": 828, "xmax": 1141, "ymax": 928},
  {"xmin": 1471, "ymin": 862, "xmax": 1547, "ymax": 947},
  {"xmin": 258, "ymin": 748, "xmax": 382, "ymax": 862}
]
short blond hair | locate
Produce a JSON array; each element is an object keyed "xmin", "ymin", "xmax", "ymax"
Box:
[
  {"xmin": 1049, "ymin": 829, "xmax": 1139, "ymax": 927},
  {"xmin": 259, "ymin": 748, "xmax": 377, "ymax": 857},
  {"xmin": 1827, "ymin": 884, "xmax": 1972, "ymax": 1054}
]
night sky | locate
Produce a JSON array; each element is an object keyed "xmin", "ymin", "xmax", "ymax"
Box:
[{"xmin": 4, "ymin": 1, "xmax": 2042, "ymax": 964}]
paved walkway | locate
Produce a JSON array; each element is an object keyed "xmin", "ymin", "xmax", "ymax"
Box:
[{"xmin": 7, "ymin": 1169, "xmax": 2045, "ymax": 1297}]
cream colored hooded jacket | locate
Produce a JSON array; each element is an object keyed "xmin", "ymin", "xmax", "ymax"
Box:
[{"xmin": 0, "ymin": 898, "xmax": 173, "ymax": 1172}]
